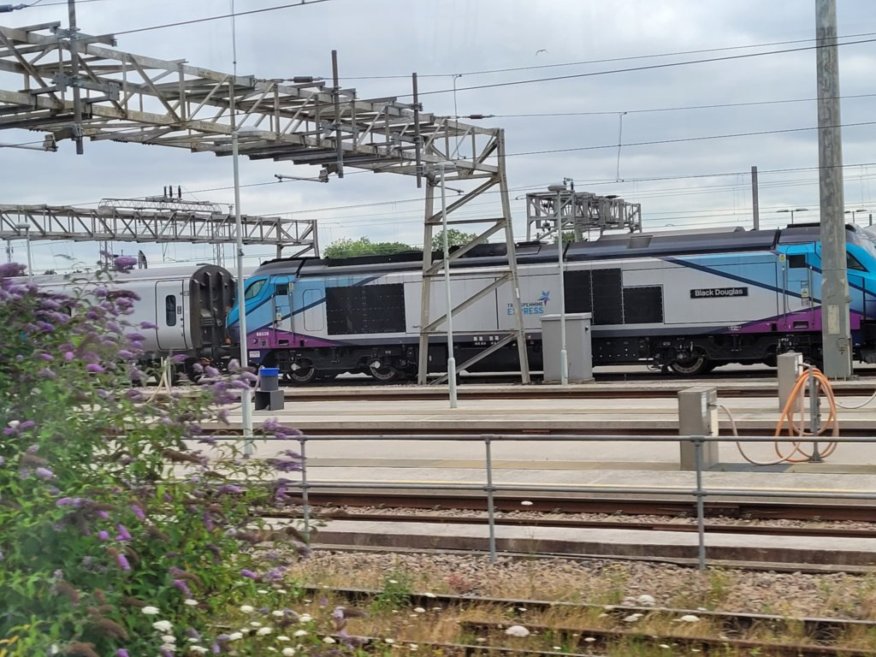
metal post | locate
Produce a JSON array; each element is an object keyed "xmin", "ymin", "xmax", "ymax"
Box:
[
  {"xmin": 484, "ymin": 436, "xmax": 497, "ymax": 563},
  {"xmin": 816, "ymin": 0, "xmax": 852, "ymax": 379},
  {"xmin": 808, "ymin": 370, "xmax": 823, "ymax": 462},
  {"xmin": 694, "ymin": 438, "xmax": 707, "ymax": 571},
  {"xmin": 233, "ymin": 131, "xmax": 254, "ymax": 449},
  {"xmin": 67, "ymin": 0, "xmax": 83, "ymax": 155},
  {"xmin": 440, "ymin": 165, "xmax": 458, "ymax": 408},
  {"xmin": 751, "ymin": 165, "xmax": 760, "ymax": 230},
  {"xmin": 299, "ymin": 437, "xmax": 310, "ymax": 541},
  {"xmin": 549, "ymin": 184, "xmax": 569, "ymax": 385},
  {"xmin": 22, "ymin": 226, "xmax": 32, "ymax": 277}
]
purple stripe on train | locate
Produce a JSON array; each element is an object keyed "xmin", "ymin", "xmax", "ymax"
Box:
[
  {"xmin": 247, "ymin": 328, "xmax": 340, "ymax": 350},
  {"xmin": 732, "ymin": 308, "xmax": 863, "ymax": 333}
]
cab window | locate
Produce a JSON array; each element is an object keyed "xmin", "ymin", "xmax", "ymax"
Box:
[
  {"xmin": 244, "ymin": 279, "xmax": 266, "ymax": 300},
  {"xmin": 848, "ymin": 253, "xmax": 867, "ymax": 271}
]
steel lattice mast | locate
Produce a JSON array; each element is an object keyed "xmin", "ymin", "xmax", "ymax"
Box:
[{"xmin": 0, "ymin": 21, "xmax": 530, "ymax": 383}]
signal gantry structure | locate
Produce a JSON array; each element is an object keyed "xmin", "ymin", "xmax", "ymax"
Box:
[{"xmin": 0, "ymin": 20, "xmax": 531, "ymax": 384}]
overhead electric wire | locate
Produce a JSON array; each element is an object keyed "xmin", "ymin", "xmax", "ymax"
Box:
[
  {"xmin": 508, "ymin": 120, "xmax": 876, "ymax": 158},
  {"xmin": 490, "ymin": 92, "xmax": 876, "ymax": 119},
  {"xmin": 336, "ymin": 30, "xmax": 876, "ymax": 80},
  {"xmin": 410, "ymin": 37, "xmax": 876, "ymax": 97},
  {"xmin": 111, "ymin": 0, "xmax": 333, "ymax": 37}
]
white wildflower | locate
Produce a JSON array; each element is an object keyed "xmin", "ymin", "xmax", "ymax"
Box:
[
  {"xmin": 384, "ymin": 638, "xmax": 395, "ymax": 644},
  {"xmin": 623, "ymin": 613, "xmax": 643, "ymax": 623},
  {"xmin": 659, "ymin": 645, "xmax": 671, "ymax": 649},
  {"xmin": 475, "ymin": 638, "xmax": 487, "ymax": 643},
  {"xmin": 282, "ymin": 648, "xmax": 295, "ymax": 657},
  {"xmin": 504, "ymin": 625, "xmax": 530, "ymax": 638},
  {"xmin": 408, "ymin": 644, "xmax": 418, "ymax": 651},
  {"xmin": 240, "ymin": 604, "xmax": 255, "ymax": 614},
  {"xmin": 183, "ymin": 599, "xmax": 198, "ymax": 607},
  {"xmin": 152, "ymin": 620, "xmax": 172, "ymax": 633},
  {"xmin": 298, "ymin": 614, "xmax": 313, "ymax": 623},
  {"xmin": 423, "ymin": 592, "xmax": 436, "ymax": 598},
  {"xmin": 323, "ymin": 637, "xmax": 336, "ymax": 644},
  {"xmin": 257, "ymin": 589, "xmax": 269, "ymax": 594},
  {"xmin": 161, "ymin": 634, "xmax": 176, "ymax": 643},
  {"xmin": 584, "ymin": 637, "xmax": 597, "ymax": 643},
  {"xmin": 227, "ymin": 632, "xmax": 243, "ymax": 641},
  {"xmin": 256, "ymin": 627, "xmax": 272, "ymax": 636},
  {"xmin": 413, "ymin": 607, "xmax": 426, "ymax": 614},
  {"xmin": 189, "ymin": 648, "xmax": 208, "ymax": 655},
  {"xmin": 275, "ymin": 588, "xmax": 288, "ymax": 594},
  {"xmin": 142, "ymin": 606, "xmax": 160, "ymax": 615},
  {"xmin": 277, "ymin": 636, "xmax": 291, "ymax": 642},
  {"xmin": 388, "ymin": 579, "xmax": 398, "ymax": 584},
  {"xmin": 293, "ymin": 629, "xmax": 308, "ymax": 637},
  {"xmin": 272, "ymin": 610, "xmax": 285, "ymax": 618},
  {"xmin": 250, "ymin": 621, "xmax": 263, "ymax": 627}
]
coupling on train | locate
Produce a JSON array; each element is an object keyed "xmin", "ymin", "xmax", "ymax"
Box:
[
  {"xmin": 28, "ymin": 264, "xmax": 235, "ymax": 377},
  {"xmin": 226, "ymin": 223, "xmax": 876, "ymax": 382}
]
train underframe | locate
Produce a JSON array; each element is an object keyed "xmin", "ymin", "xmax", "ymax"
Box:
[{"xmin": 255, "ymin": 327, "xmax": 868, "ymax": 383}]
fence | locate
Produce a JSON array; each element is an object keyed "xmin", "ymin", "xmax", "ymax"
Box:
[{"xmin": 218, "ymin": 432, "xmax": 876, "ymax": 570}]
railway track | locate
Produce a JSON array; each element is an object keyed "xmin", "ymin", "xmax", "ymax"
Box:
[
  {"xmin": 265, "ymin": 508, "xmax": 876, "ymax": 539},
  {"xmin": 297, "ymin": 586, "xmax": 876, "ymax": 657},
  {"xmin": 278, "ymin": 493, "xmax": 876, "ymax": 523}
]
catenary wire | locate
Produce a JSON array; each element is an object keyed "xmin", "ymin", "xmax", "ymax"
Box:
[
  {"xmin": 335, "ymin": 30, "xmax": 876, "ymax": 80},
  {"xmin": 409, "ymin": 37, "xmax": 876, "ymax": 97},
  {"xmin": 488, "ymin": 92, "xmax": 876, "ymax": 118},
  {"xmin": 507, "ymin": 120, "xmax": 876, "ymax": 157},
  {"xmin": 111, "ymin": 0, "xmax": 333, "ymax": 37}
]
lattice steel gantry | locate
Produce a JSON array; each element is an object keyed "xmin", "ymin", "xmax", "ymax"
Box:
[{"xmin": 0, "ymin": 21, "xmax": 530, "ymax": 383}]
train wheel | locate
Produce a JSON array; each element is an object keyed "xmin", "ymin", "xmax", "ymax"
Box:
[
  {"xmin": 289, "ymin": 361, "xmax": 318, "ymax": 384},
  {"xmin": 669, "ymin": 352, "xmax": 712, "ymax": 376},
  {"xmin": 369, "ymin": 362, "xmax": 402, "ymax": 383}
]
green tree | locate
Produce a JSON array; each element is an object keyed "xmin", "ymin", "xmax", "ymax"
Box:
[
  {"xmin": 323, "ymin": 236, "xmax": 416, "ymax": 258},
  {"xmin": 432, "ymin": 228, "xmax": 477, "ymax": 249}
]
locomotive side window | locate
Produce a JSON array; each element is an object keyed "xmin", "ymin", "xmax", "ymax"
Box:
[
  {"xmin": 165, "ymin": 295, "xmax": 177, "ymax": 326},
  {"xmin": 275, "ymin": 283, "xmax": 289, "ymax": 296},
  {"xmin": 788, "ymin": 254, "xmax": 807, "ymax": 268},
  {"xmin": 244, "ymin": 279, "xmax": 266, "ymax": 300},
  {"xmin": 848, "ymin": 253, "xmax": 867, "ymax": 271}
]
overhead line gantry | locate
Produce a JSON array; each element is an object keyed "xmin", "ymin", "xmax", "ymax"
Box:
[{"xmin": 0, "ymin": 21, "xmax": 530, "ymax": 383}]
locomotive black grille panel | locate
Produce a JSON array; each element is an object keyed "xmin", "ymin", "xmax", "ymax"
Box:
[
  {"xmin": 564, "ymin": 268, "xmax": 624, "ymax": 324},
  {"xmin": 592, "ymin": 268, "xmax": 624, "ymax": 325},
  {"xmin": 623, "ymin": 286, "xmax": 664, "ymax": 324},
  {"xmin": 564, "ymin": 271, "xmax": 592, "ymax": 313},
  {"xmin": 326, "ymin": 283, "xmax": 406, "ymax": 335}
]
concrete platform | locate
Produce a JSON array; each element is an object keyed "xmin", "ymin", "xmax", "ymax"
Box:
[{"xmin": 303, "ymin": 519, "xmax": 876, "ymax": 568}]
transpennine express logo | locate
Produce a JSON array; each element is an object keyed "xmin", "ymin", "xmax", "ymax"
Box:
[{"xmin": 507, "ymin": 291, "xmax": 551, "ymax": 315}]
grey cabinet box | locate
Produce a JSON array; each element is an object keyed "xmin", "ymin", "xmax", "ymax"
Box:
[{"xmin": 541, "ymin": 312, "xmax": 593, "ymax": 383}]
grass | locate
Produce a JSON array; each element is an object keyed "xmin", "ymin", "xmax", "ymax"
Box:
[{"xmin": 277, "ymin": 552, "xmax": 876, "ymax": 655}]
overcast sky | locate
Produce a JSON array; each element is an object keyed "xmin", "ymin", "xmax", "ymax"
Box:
[{"xmin": 2, "ymin": 0, "xmax": 875, "ymax": 272}]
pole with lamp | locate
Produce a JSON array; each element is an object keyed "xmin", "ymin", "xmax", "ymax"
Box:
[
  {"xmin": 844, "ymin": 208, "xmax": 868, "ymax": 224},
  {"xmin": 439, "ymin": 163, "xmax": 458, "ymax": 407},
  {"xmin": 776, "ymin": 208, "xmax": 808, "ymax": 225},
  {"xmin": 16, "ymin": 223, "xmax": 32, "ymax": 277},
  {"xmin": 548, "ymin": 183, "xmax": 569, "ymax": 386}
]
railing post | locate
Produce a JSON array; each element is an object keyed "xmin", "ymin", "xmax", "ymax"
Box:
[
  {"xmin": 694, "ymin": 437, "xmax": 707, "ymax": 571},
  {"xmin": 484, "ymin": 436, "xmax": 497, "ymax": 564},
  {"xmin": 299, "ymin": 436, "xmax": 311, "ymax": 542},
  {"xmin": 808, "ymin": 369, "xmax": 823, "ymax": 462}
]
